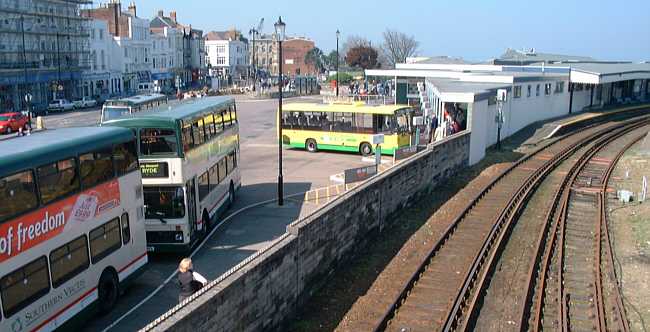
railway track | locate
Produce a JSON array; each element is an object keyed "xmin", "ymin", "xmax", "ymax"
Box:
[
  {"xmin": 515, "ymin": 120, "xmax": 649, "ymax": 332},
  {"xmin": 360, "ymin": 116, "xmax": 650, "ymax": 332},
  {"xmin": 365, "ymin": 117, "xmax": 649, "ymax": 332}
]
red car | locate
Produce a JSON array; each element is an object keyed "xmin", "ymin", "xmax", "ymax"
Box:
[{"xmin": 0, "ymin": 112, "xmax": 29, "ymax": 134}]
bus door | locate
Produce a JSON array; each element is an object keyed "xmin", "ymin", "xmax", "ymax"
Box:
[{"xmin": 186, "ymin": 178, "xmax": 199, "ymax": 241}]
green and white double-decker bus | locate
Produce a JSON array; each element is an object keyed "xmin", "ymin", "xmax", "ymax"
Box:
[{"xmin": 103, "ymin": 96, "xmax": 240, "ymax": 252}]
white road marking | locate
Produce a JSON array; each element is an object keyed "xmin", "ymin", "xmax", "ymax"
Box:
[{"xmin": 100, "ymin": 190, "xmax": 312, "ymax": 332}]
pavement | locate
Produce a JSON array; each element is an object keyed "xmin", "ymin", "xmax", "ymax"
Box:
[
  {"xmin": 1, "ymin": 94, "xmax": 392, "ymax": 331},
  {"xmin": 23, "ymin": 95, "xmax": 385, "ymax": 331}
]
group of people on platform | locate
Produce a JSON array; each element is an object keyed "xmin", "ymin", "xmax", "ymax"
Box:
[
  {"xmin": 347, "ymin": 80, "xmax": 393, "ymax": 97},
  {"xmin": 431, "ymin": 103, "xmax": 467, "ymax": 142}
]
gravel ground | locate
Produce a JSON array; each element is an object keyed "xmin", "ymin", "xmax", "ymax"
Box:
[
  {"xmin": 283, "ymin": 118, "xmax": 577, "ymax": 331},
  {"xmin": 609, "ymin": 134, "xmax": 650, "ymax": 332},
  {"xmin": 286, "ymin": 144, "xmax": 522, "ymax": 331}
]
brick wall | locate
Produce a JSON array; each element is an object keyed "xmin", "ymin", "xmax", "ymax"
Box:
[
  {"xmin": 83, "ymin": 4, "xmax": 129, "ymax": 38},
  {"xmin": 282, "ymin": 39, "xmax": 316, "ymax": 76},
  {"xmin": 143, "ymin": 131, "xmax": 471, "ymax": 332}
]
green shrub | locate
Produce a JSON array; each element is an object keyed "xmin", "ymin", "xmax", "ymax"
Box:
[{"xmin": 327, "ymin": 72, "xmax": 353, "ymax": 85}]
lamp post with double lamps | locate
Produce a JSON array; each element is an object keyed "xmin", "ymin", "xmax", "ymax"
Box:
[
  {"xmin": 275, "ymin": 17, "xmax": 286, "ymax": 206},
  {"xmin": 336, "ymin": 29, "xmax": 340, "ymax": 97}
]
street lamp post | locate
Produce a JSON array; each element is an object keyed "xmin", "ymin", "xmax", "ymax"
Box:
[
  {"xmin": 336, "ymin": 29, "xmax": 340, "ymax": 97},
  {"xmin": 275, "ymin": 16, "xmax": 286, "ymax": 206},
  {"xmin": 249, "ymin": 28, "xmax": 257, "ymax": 92}
]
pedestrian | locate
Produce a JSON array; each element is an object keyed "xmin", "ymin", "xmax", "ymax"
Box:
[{"xmin": 177, "ymin": 258, "xmax": 208, "ymax": 303}]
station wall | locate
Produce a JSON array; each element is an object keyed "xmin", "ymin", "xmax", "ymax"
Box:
[{"xmin": 141, "ymin": 132, "xmax": 471, "ymax": 332}]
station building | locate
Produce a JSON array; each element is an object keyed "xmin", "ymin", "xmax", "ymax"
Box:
[{"xmin": 366, "ymin": 52, "xmax": 650, "ymax": 164}]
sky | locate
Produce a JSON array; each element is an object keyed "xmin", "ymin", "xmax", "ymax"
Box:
[{"xmin": 134, "ymin": 0, "xmax": 650, "ymax": 62}]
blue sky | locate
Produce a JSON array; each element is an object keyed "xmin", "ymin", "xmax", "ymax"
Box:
[{"xmin": 136, "ymin": 0, "xmax": 650, "ymax": 61}]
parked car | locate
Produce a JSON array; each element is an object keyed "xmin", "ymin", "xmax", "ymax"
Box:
[
  {"xmin": 73, "ymin": 97, "xmax": 97, "ymax": 109},
  {"xmin": 0, "ymin": 112, "xmax": 29, "ymax": 134},
  {"xmin": 47, "ymin": 99, "xmax": 74, "ymax": 112}
]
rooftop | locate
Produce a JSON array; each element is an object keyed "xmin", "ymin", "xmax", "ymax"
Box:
[
  {"xmin": 0, "ymin": 127, "xmax": 134, "ymax": 175},
  {"xmin": 494, "ymin": 48, "xmax": 595, "ymax": 64}
]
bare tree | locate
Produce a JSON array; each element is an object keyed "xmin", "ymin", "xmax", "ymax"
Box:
[
  {"xmin": 341, "ymin": 35, "xmax": 372, "ymax": 59},
  {"xmin": 380, "ymin": 29, "xmax": 419, "ymax": 68}
]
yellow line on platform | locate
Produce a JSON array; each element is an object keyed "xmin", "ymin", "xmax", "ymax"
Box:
[{"xmin": 315, "ymin": 189, "xmax": 319, "ymax": 205}]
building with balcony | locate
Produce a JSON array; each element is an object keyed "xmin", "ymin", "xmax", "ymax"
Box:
[{"xmin": 0, "ymin": 0, "xmax": 92, "ymax": 112}]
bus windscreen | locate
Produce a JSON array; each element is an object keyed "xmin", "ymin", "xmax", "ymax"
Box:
[
  {"xmin": 102, "ymin": 107, "xmax": 130, "ymax": 122},
  {"xmin": 139, "ymin": 128, "xmax": 178, "ymax": 156}
]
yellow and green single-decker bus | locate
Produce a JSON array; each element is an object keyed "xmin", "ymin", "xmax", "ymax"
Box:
[{"xmin": 279, "ymin": 102, "xmax": 415, "ymax": 155}]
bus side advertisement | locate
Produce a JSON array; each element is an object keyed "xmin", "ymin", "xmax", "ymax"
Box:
[{"xmin": 0, "ymin": 180, "xmax": 121, "ymax": 263}]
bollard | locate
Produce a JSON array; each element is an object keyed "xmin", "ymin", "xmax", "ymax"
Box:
[{"xmin": 36, "ymin": 116, "xmax": 44, "ymax": 130}]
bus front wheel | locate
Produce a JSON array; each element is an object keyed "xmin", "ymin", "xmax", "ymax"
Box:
[
  {"xmin": 97, "ymin": 269, "xmax": 120, "ymax": 314},
  {"xmin": 306, "ymin": 139, "xmax": 318, "ymax": 153},
  {"xmin": 228, "ymin": 182, "xmax": 235, "ymax": 207},
  {"xmin": 360, "ymin": 142, "xmax": 373, "ymax": 156}
]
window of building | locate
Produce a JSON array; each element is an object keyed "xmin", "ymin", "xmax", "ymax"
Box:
[
  {"xmin": 545, "ymin": 83, "xmax": 552, "ymax": 95},
  {"xmin": 89, "ymin": 218, "xmax": 122, "ymax": 264},
  {"xmin": 527, "ymin": 85, "xmax": 532, "ymax": 97},
  {"xmin": 536, "ymin": 84, "xmax": 540, "ymax": 96},
  {"xmin": 513, "ymin": 85, "xmax": 522, "ymax": 98},
  {"xmin": 99, "ymin": 29, "xmax": 104, "ymax": 40},
  {"xmin": 50, "ymin": 235, "xmax": 89, "ymax": 288},
  {"xmin": 0, "ymin": 256, "xmax": 50, "ymax": 318},
  {"xmin": 0, "ymin": 170, "xmax": 38, "ymax": 222},
  {"xmin": 555, "ymin": 81, "xmax": 565, "ymax": 94}
]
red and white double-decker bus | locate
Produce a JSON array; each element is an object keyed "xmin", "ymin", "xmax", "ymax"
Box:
[{"xmin": 0, "ymin": 127, "xmax": 147, "ymax": 332}]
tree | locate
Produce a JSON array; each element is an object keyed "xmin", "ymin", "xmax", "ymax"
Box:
[
  {"xmin": 323, "ymin": 50, "xmax": 341, "ymax": 71},
  {"xmin": 341, "ymin": 35, "xmax": 372, "ymax": 58},
  {"xmin": 345, "ymin": 46, "xmax": 379, "ymax": 70},
  {"xmin": 380, "ymin": 29, "xmax": 419, "ymax": 68},
  {"xmin": 304, "ymin": 47, "xmax": 325, "ymax": 73}
]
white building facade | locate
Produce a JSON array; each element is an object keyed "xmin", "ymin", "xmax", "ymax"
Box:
[
  {"xmin": 367, "ymin": 59, "xmax": 650, "ymax": 166},
  {"xmin": 205, "ymin": 31, "xmax": 249, "ymax": 81},
  {"xmin": 150, "ymin": 26, "xmax": 183, "ymax": 93},
  {"xmin": 114, "ymin": 14, "xmax": 152, "ymax": 93},
  {"xmin": 81, "ymin": 19, "xmax": 123, "ymax": 99}
]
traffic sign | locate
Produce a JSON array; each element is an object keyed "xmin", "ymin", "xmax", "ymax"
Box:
[{"xmin": 372, "ymin": 134, "xmax": 384, "ymax": 145}]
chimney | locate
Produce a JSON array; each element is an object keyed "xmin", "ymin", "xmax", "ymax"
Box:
[
  {"xmin": 127, "ymin": 2, "xmax": 136, "ymax": 17},
  {"xmin": 157, "ymin": 10, "xmax": 163, "ymax": 17},
  {"xmin": 170, "ymin": 11, "xmax": 177, "ymax": 23}
]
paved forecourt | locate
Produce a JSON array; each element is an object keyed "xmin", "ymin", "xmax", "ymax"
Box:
[{"xmin": 24, "ymin": 96, "xmax": 379, "ymax": 331}]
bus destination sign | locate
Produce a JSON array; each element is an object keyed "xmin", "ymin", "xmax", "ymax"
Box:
[{"xmin": 140, "ymin": 162, "xmax": 169, "ymax": 178}]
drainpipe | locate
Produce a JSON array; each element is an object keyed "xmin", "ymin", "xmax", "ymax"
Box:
[{"xmin": 568, "ymin": 83, "xmax": 574, "ymax": 114}]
